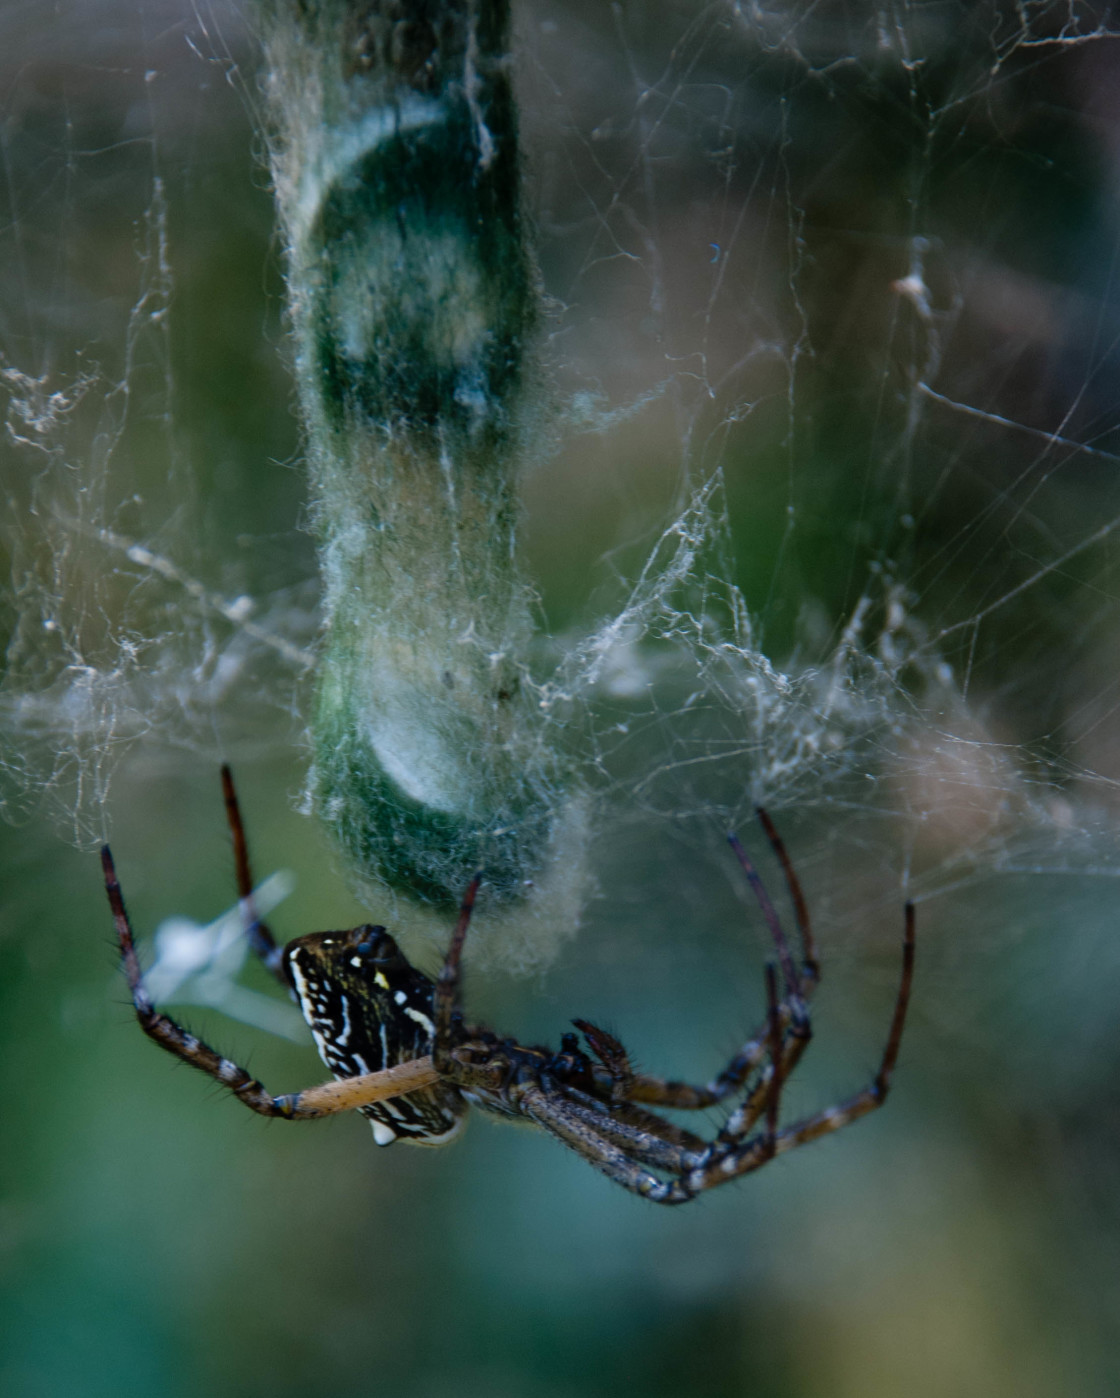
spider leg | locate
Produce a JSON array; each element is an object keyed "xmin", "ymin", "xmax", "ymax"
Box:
[
  {"xmin": 626, "ymin": 816, "xmax": 818, "ymax": 1112},
  {"xmin": 755, "ymin": 806, "xmax": 820, "ymax": 989},
  {"xmin": 573, "ymin": 1014, "xmax": 781, "ymax": 1114},
  {"xmin": 519, "ymin": 1086, "xmax": 695, "ymax": 1205},
  {"xmin": 682, "ymin": 901, "xmax": 916, "ymax": 1196},
  {"xmin": 574, "ymin": 969, "xmax": 806, "ymax": 1145},
  {"xmin": 272, "ymin": 1057, "xmax": 441, "ymax": 1116},
  {"xmin": 545, "ymin": 1094, "xmax": 710, "ymax": 1173},
  {"xmin": 571, "ymin": 1017, "xmax": 634, "ymax": 1099},
  {"xmin": 621, "ymin": 1032, "xmax": 774, "ymax": 1110},
  {"xmin": 714, "ymin": 971, "xmax": 810, "ymax": 1147},
  {"xmin": 618, "ymin": 975, "xmax": 812, "ymax": 1113},
  {"xmin": 521, "ymin": 963, "xmax": 802, "ymax": 1193},
  {"xmin": 712, "ymin": 1061, "xmax": 776, "ymax": 1147},
  {"xmin": 554, "ymin": 1085, "xmax": 712, "ymax": 1162},
  {"xmin": 220, "ymin": 764, "xmax": 287, "ymax": 984},
  {"xmin": 103, "ymin": 845, "xmax": 440, "ymax": 1119},
  {"xmin": 432, "ymin": 874, "xmax": 481, "ymax": 1070},
  {"xmin": 728, "ymin": 831, "xmax": 802, "ymax": 999},
  {"xmin": 763, "ymin": 962, "xmax": 783, "ymax": 1142}
]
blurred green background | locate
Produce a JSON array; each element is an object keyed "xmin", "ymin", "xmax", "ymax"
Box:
[{"xmin": 3, "ymin": 3, "xmax": 1120, "ymax": 1396}]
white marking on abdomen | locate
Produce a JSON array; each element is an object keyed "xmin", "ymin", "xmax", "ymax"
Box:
[
  {"xmin": 371, "ymin": 1119, "xmax": 397, "ymax": 1146},
  {"xmin": 335, "ymin": 998, "xmax": 352, "ymax": 1047},
  {"xmin": 404, "ymin": 1005, "xmax": 436, "ymax": 1036}
]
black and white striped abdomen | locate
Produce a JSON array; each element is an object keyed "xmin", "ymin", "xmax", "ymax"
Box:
[{"xmin": 285, "ymin": 939, "xmax": 465, "ymax": 1147}]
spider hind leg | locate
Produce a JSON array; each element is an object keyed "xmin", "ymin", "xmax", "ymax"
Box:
[
  {"xmin": 551, "ymin": 897, "xmax": 915, "ymax": 1205},
  {"xmin": 621, "ymin": 816, "xmax": 819, "ymax": 1114},
  {"xmin": 684, "ymin": 900, "xmax": 917, "ymax": 1197}
]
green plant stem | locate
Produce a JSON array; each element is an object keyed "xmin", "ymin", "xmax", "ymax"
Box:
[{"xmin": 259, "ymin": 0, "xmax": 568, "ymax": 907}]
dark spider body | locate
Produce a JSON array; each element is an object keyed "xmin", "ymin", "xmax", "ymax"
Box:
[
  {"xmin": 284, "ymin": 927, "xmax": 651, "ymax": 1146},
  {"xmin": 102, "ymin": 769, "xmax": 915, "ymax": 1206}
]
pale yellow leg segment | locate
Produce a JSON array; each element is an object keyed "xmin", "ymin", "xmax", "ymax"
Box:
[{"xmin": 278, "ymin": 1057, "xmax": 441, "ymax": 1118}]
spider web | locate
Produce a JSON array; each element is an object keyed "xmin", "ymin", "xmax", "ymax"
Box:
[{"xmin": 2, "ymin": 0, "xmax": 1120, "ymax": 982}]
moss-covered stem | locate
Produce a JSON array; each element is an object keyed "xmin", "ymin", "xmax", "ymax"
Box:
[{"xmin": 259, "ymin": 1, "xmax": 568, "ymax": 910}]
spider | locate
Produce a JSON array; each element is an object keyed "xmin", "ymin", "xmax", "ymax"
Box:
[{"xmin": 101, "ymin": 769, "xmax": 915, "ymax": 1205}]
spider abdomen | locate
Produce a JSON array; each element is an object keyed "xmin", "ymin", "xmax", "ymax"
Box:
[{"xmin": 284, "ymin": 928, "xmax": 465, "ymax": 1146}]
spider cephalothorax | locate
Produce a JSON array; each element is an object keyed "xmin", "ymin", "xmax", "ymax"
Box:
[{"xmin": 102, "ymin": 768, "xmax": 915, "ymax": 1206}]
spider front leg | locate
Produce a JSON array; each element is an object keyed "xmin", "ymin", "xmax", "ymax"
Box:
[
  {"xmin": 221, "ymin": 764, "xmax": 286, "ymax": 984},
  {"xmin": 432, "ymin": 873, "xmax": 481, "ymax": 1071},
  {"xmin": 102, "ymin": 847, "xmax": 439, "ymax": 1119}
]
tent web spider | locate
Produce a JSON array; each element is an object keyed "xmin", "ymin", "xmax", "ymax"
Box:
[{"xmin": 101, "ymin": 770, "xmax": 915, "ymax": 1205}]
